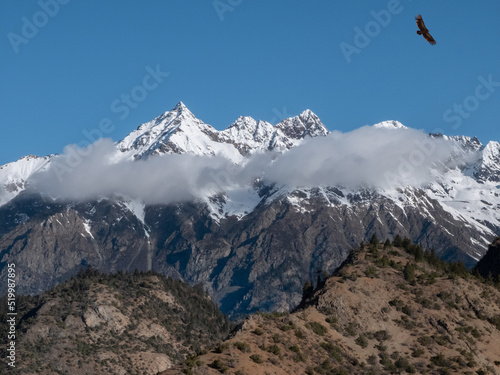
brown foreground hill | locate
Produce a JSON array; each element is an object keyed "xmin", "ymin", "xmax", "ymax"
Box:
[
  {"xmin": 0, "ymin": 270, "xmax": 231, "ymax": 374},
  {"xmin": 2, "ymin": 238, "xmax": 500, "ymax": 374},
  {"xmin": 163, "ymin": 238, "xmax": 500, "ymax": 375}
]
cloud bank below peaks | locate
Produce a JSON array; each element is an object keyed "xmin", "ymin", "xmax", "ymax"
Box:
[
  {"xmin": 29, "ymin": 127, "xmax": 458, "ymax": 204},
  {"xmin": 30, "ymin": 139, "xmax": 239, "ymax": 204},
  {"xmin": 261, "ymin": 126, "xmax": 455, "ymax": 189}
]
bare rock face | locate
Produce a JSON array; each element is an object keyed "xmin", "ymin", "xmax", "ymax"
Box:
[
  {"xmin": 64, "ymin": 315, "xmax": 85, "ymax": 330},
  {"xmin": 83, "ymin": 305, "xmax": 130, "ymax": 333},
  {"xmin": 127, "ymin": 352, "xmax": 173, "ymax": 374}
]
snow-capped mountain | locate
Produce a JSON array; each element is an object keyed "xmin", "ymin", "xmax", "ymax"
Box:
[
  {"xmin": 117, "ymin": 102, "xmax": 242, "ymax": 161},
  {"xmin": 1, "ymin": 102, "xmax": 500, "ymax": 317},
  {"xmin": 218, "ymin": 116, "xmax": 279, "ymax": 155},
  {"xmin": 275, "ymin": 108, "xmax": 329, "ymax": 139},
  {"xmin": 372, "ymin": 120, "xmax": 407, "ymax": 130},
  {"xmin": 117, "ymin": 101, "xmax": 329, "ymax": 161},
  {"xmin": 0, "ymin": 154, "xmax": 51, "ymax": 206},
  {"xmin": 475, "ymin": 140, "xmax": 500, "ymax": 182}
]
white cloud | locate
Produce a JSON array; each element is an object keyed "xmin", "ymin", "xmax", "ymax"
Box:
[
  {"xmin": 29, "ymin": 127, "xmax": 460, "ymax": 204},
  {"xmin": 263, "ymin": 126, "xmax": 455, "ymax": 189},
  {"xmin": 30, "ymin": 139, "xmax": 237, "ymax": 204}
]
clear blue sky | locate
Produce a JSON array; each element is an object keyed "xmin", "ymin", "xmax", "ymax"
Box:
[{"xmin": 1, "ymin": 0, "xmax": 499, "ymax": 165}]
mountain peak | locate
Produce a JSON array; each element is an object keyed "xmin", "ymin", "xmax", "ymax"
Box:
[
  {"xmin": 227, "ymin": 116, "xmax": 257, "ymax": 129},
  {"xmin": 116, "ymin": 101, "xmax": 205, "ymax": 159},
  {"xmin": 372, "ymin": 120, "xmax": 407, "ymax": 130},
  {"xmin": 169, "ymin": 101, "xmax": 195, "ymax": 119},
  {"xmin": 474, "ymin": 140, "xmax": 500, "ymax": 183},
  {"xmin": 298, "ymin": 108, "xmax": 318, "ymax": 120},
  {"xmin": 276, "ymin": 110, "xmax": 328, "ymax": 139},
  {"xmin": 172, "ymin": 101, "xmax": 187, "ymax": 111}
]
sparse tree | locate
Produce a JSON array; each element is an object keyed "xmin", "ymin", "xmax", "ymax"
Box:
[
  {"xmin": 302, "ymin": 281, "xmax": 314, "ymax": 303},
  {"xmin": 402, "ymin": 237, "xmax": 412, "ymax": 250},
  {"xmin": 404, "ymin": 262, "xmax": 416, "ymax": 284},
  {"xmin": 414, "ymin": 245, "xmax": 424, "ymax": 262},
  {"xmin": 393, "ymin": 234, "xmax": 403, "ymax": 247}
]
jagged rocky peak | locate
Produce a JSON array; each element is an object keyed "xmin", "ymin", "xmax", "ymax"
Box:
[
  {"xmin": 482, "ymin": 140, "xmax": 500, "ymax": 159},
  {"xmin": 451, "ymin": 135, "xmax": 483, "ymax": 150},
  {"xmin": 1, "ymin": 154, "xmax": 50, "ymax": 169},
  {"xmin": 216, "ymin": 116, "xmax": 275, "ymax": 156},
  {"xmin": 116, "ymin": 102, "xmax": 222, "ymax": 159},
  {"xmin": 134, "ymin": 101, "xmax": 196, "ymax": 134},
  {"xmin": 431, "ymin": 134, "xmax": 484, "ymax": 152},
  {"xmin": 172, "ymin": 100, "xmax": 188, "ymax": 111},
  {"xmin": 19, "ymin": 154, "xmax": 43, "ymax": 162},
  {"xmin": 228, "ymin": 115, "xmax": 257, "ymax": 128},
  {"xmin": 222, "ymin": 116, "xmax": 274, "ymax": 141},
  {"xmin": 226, "ymin": 116, "xmax": 272, "ymax": 133},
  {"xmin": 133, "ymin": 101, "xmax": 197, "ymax": 132},
  {"xmin": 475, "ymin": 140, "xmax": 500, "ymax": 183},
  {"xmin": 116, "ymin": 104, "xmax": 331, "ymax": 159},
  {"xmin": 166, "ymin": 100, "xmax": 198, "ymax": 122},
  {"xmin": 275, "ymin": 109, "xmax": 329, "ymax": 139}
]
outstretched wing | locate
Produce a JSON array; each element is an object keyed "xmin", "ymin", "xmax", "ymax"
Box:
[
  {"xmin": 415, "ymin": 14, "xmax": 427, "ymax": 32},
  {"xmin": 415, "ymin": 14, "xmax": 436, "ymax": 45},
  {"xmin": 423, "ymin": 31, "xmax": 436, "ymax": 45}
]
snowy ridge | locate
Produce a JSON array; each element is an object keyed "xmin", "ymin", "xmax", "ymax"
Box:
[
  {"xmin": 0, "ymin": 102, "xmax": 329, "ymax": 218},
  {"xmin": 275, "ymin": 109, "xmax": 329, "ymax": 139},
  {"xmin": 118, "ymin": 104, "xmax": 329, "ymax": 160},
  {"xmin": 117, "ymin": 101, "xmax": 242, "ymax": 162},
  {"xmin": 0, "ymin": 155, "xmax": 51, "ymax": 206},
  {"xmin": 372, "ymin": 120, "xmax": 407, "ymax": 130},
  {"xmin": 474, "ymin": 141, "xmax": 500, "ymax": 182},
  {"xmin": 218, "ymin": 116, "xmax": 279, "ymax": 155}
]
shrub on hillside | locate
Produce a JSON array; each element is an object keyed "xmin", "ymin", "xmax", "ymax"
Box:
[{"xmin": 307, "ymin": 321, "xmax": 328, "ymax": 336}]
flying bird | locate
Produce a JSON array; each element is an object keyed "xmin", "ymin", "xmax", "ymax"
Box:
[{"xmin": 415, "ymin": 14, "xmax": 436, "ymax": 45}]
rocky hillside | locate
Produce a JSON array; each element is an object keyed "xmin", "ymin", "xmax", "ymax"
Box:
[
  {"xmin": 163, "ymin": 239, "xmax": 500, "ymax": 375},
  {"xmin": 0, "ymin": 269, "xmax": 232, "ymax": 375}
]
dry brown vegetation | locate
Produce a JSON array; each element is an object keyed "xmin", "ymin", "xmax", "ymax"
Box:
[
  {"xmin": 3, "ymin": 238, "xmax": 500, "ymax": 374},
  {"xmin": 163, "ymin": 239, "xmax": 500, "ymax": 375},
  {"xmin": 0, "ymin": 270, "xmax": 232, "ymax": 375}
]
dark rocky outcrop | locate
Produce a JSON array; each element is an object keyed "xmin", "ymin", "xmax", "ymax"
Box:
[{"xmin": 474, "ymin": 237, "xmax": 500, "ymax": 280}]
